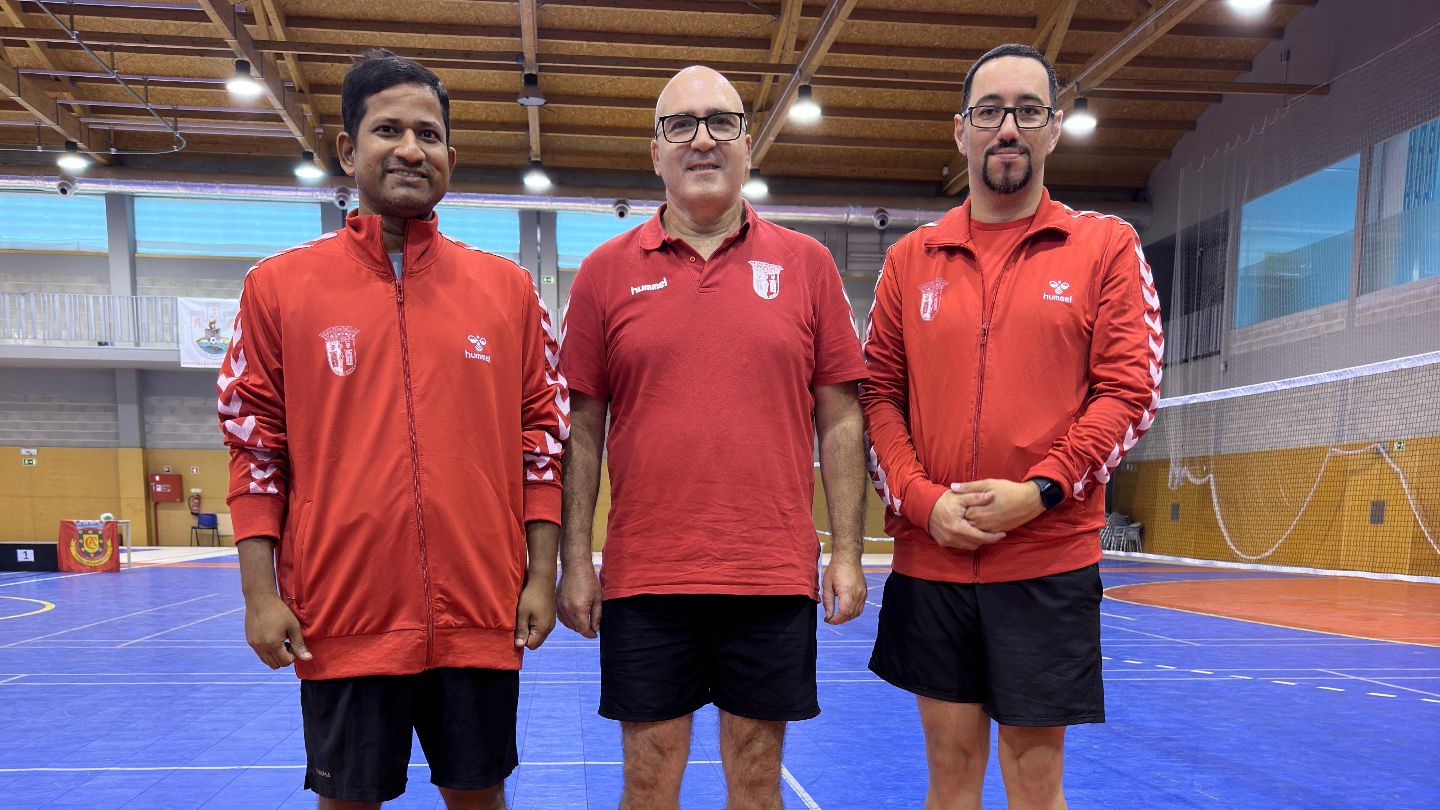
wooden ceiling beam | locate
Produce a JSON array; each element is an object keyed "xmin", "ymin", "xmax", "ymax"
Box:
[
  {"xmin": 12, "ymin": 0, "xmax": 1301, "ymax": 40},
  {"xmin": 519, "ymin": 0, "xmax": 541, "ymax": 162},
  {"xmin": 0, "ymin": 26, "xmax": 1252, "ymax": 76},
  {"xmin": 255, "ymin": 0, "xmax": 328, "ymax": 153},
  {"xmin": 1038, "ymin": 0, "xmax": 1080, "ymax": 63},
  {"xmin": 749, "ymin": 0, "xmax": 858, "ymax": 166},
  {"xmin": 190, "ymin": 0, "xmax": 329, "ymax": 173},
  {"xmin": 0, "ymin": 45, "xmax": 112, "ymax": 163},
  {"xmin": 754, "ymin": 0, "xmax": 802, "ymax": 114}
]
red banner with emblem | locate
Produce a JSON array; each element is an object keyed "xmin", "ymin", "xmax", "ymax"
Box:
[{"xmin": 57, "ymin": 520, "xmax": 121, "ymax": 573}]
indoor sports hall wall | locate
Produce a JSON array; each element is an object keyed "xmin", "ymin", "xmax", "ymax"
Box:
[{"xmin": 1124, "ymin": 0, "xmax": 1440, "ymax": 576}]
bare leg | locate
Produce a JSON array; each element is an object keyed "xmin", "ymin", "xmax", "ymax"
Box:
[
  {"xmin": 317, "ymin": 800, "xmax": 379, "ymax": 810},
  {"xmin": 620, "ymin": 715, "xmax": 692, "ymax": 810},
  {"xmin": 996, "ymin": 724, "xmax": 1067, "ymax": 810},
  {"xmin": 717, "ymin": 710, "xmax": 786, "ymax": 810},
  {"xmin": 916, "ymin": 696, "xmax": 991, "ymax": 810},
  {"xmin": 438, "ymin": 784, "xmax": 506, "ymax": 810}
]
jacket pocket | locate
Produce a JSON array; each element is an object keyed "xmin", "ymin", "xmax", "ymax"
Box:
[{"xmin": 288, "ymin": 500, "xmax": 314, "ymax": 609}]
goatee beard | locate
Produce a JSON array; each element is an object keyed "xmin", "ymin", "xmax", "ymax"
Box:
[{"xmin": 983, "ymin": 156, "xmax": 1032, "ymax": 195}]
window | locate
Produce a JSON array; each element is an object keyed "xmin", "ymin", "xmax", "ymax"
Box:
[
  {"xmin": 1360, "ymin": 117, "xmax": 1440, "ymax": 294},
  {"xmin": 134, "ymin": 197, "xmax": 321, "ymax": 258},
  {"xmin": 435, "ymin": 206, "xmax": 520, "ymax": 262},
  {"xmin": 0, "ymin": 191, "xmax": 108, "ymax": 252},
  {"xmin": 1234, "ymin": 154, "xmax": 1359, "ymax": 327},
  {"xmin": 557, "ymin": 211, "xmax": 636, "ymax": 269}
]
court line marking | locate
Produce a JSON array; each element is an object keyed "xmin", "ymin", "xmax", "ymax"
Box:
[
  {"xmin": 0, "ymin": 595, "xmax": 56, "ymax": 621},
  {"xmin": 1100, "ymin": 611, "xmax": 1136, "ymax": 621},
  {"xmin": 1317, "ymin": 668, "xmax": 1440, "ymax": 698},
  {"xmin": 1366, "ymin": 692, "xmax": 1397, "ymax": 698},
  {"xmin": 0, "ymin": 593, "xmax": 220, "ymax": 648},
  {"xmin": 116, "ymin": 607, "xmax": 244, "ymax": 647},
  {"xmin": 0, "ymin": 675, "xmax": 23, "ymax": 684},
  {"xmin": 781, "ymin": 765, "xmax": 823, "ymax": 810},
  {"xmin": 1318, "ymin": 686, "xmax": 1345, "ymax": 692},
  {"xmin": 0, "ymin": 572, "xmax": 93, "ymax": 588},
  {"xmin": 1102, "ymin": 624, "xmax": 1200, "ymax": 645}
]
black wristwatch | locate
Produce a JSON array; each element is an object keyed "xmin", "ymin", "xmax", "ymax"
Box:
[{"xmin": 1030, "ymin": 477, "xmax": 1065, "ymax": 510}]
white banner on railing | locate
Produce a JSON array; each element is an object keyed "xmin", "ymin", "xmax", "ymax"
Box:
[{"xmin": 177, "ymin": 297, "xmax": 238, "ymax": 368}]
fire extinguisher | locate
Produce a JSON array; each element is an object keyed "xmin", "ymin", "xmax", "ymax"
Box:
[{"xmin": 188, "ymin": 492, "xmax": 202, "ymax": 515}]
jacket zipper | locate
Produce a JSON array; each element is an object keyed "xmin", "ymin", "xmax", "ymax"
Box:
[
  {"xmin": 395, "ymin": 265, "xmax": 435, "ymax": 667},
  {"xmin": 968, "ymin": 242, "xmax": 1025, "ymax": 582}
]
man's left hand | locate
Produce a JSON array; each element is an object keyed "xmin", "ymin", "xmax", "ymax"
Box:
[
  {"xmin": 821, "ymin": 556, "xmax": 867, "ymax": 626},
  {"xmin": 515, "ymin": 579, "xmax": 557, "ymax": 651},
  {"xmin": 952, "ymin": 479, "xmax": 1046, "ymax": 533}
]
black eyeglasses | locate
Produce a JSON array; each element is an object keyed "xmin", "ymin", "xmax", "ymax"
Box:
[
  {"xmin": 655, "ymin": 112, "xmax": 747, "ymax": 143},
  {"xmin": 962, "ymin": 105, "xmax": 1056, "ymax": 130}
]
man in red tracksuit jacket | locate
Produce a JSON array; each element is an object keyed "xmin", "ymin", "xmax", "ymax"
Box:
[
  {"xmin": 862, "ymin": 44, "xmax": 1163, "ymax": 808},
  {"xmin": 218, "ymin": 50, "xmax": 568, "ymax": 808}
]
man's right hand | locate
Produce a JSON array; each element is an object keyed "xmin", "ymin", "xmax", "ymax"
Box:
[
  {"xmin": 244, "ymin": 591, "xmax": 311, "ymax": 669},
  {"xmin": 927, "ymin": 489, "xmax": 1006, "ymax": 550},
  {"xmin": 556, "ymin": 565, "xmax": 602, "ymax": 639}
]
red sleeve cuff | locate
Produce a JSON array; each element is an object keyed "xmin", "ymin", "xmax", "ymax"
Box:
[
  {"xmin": 899, "ymin": 479, "xmax": 948, "ymax": 536},
  {"xmin": 228, "ymin": 493, "xmax": 286, "ymax": 545},
  {"xmin": 523, "ymin": 482, "xmax": 562, "ymax": 526}
]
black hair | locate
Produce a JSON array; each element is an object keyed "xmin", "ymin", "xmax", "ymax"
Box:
[
  {"xmin": 341, "ymin": 48, "xmax": 451, "ymax": 140},
  {"xmin": 961, "ymin": 43, "xmax": 1058, "ymax": 109}
]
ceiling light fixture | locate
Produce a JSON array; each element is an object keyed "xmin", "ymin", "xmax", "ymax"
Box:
[
  {"xmin": 1063, "ymin": 97, "xmax": 1098, "ymax": 134},
  {"xmin": 227, "ymin": 59, "xmax": 263, "ymax": 98},
  {"xmin": 524, "ymin": 159, "xmax": 553, "ymax": 191},
  {"xmin": 517, "ymin": 73, "xmax": 547, "ymax": 107},
  {"xmin": 742, "ymin": 168, "xmax": 769, "ymax": 199},
  {"xmin": 294, "ymin": 150, "xmax": 325, "ymax": 180},
  {"xmin": 56, "ymin": 140, "xmax": 90, "ymax": 171},
  {"xmin": 789, "ymin": 84, "xmax": 822, "ymax": 123},
  {"xmin": 1227, "ymin": 0, "xmax": 1272, "ymax": 13}
]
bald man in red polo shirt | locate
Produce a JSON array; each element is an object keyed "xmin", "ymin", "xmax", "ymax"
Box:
[{"xmin": 557, "ymin": 65, "xmax": 869, "ymax": 810}]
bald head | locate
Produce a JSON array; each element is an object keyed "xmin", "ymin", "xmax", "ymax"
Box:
[{"xmin": 654, "ymin": 66, "xmax": 746, "ymax": 126}]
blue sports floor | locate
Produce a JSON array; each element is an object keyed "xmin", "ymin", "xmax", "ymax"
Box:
[{"xmin": 1, "ymin": 552, "xmax": 1437, "ymax": 809}]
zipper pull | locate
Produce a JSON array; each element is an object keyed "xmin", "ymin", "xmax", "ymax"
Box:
[
  {"xmin": 395, "ymin": 278, "xmax": 404, "ymax": 304},
  {"xmin": 980, "ymin": 323, "xmax": 989, "ymax": 345}
]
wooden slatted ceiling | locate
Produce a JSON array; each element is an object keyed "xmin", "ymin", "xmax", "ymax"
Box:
[{"xmin": 0, "ymin": 0, "xmax": 1319, "ymax": 201}]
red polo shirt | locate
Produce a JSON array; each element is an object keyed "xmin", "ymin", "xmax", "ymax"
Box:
[{"xmin": 560, "ymin": 203, "xmax": 866, "ymax": 601}]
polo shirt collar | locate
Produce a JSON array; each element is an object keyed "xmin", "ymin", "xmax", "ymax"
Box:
[{"xmin": 637, "ymin": 200, "xmax": 757, "ymax": 253}]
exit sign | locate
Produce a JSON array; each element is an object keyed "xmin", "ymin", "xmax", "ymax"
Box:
[{"xmin": 22, "ymin": 458, "xmax": 37, "ymax": 467}]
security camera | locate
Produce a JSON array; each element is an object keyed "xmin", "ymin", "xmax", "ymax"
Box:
[
  {"xmin": 613, "ymin": 198, "xmax": 630, "ymax": 219},
  {"xmin": 55, "ymin": 173, "xmax": 77, "ymax": 198},
  {"xmin": 333, "ymin": 187, "xmax": 352, "ymax": 210},
  {"xmin": 872, "ymin": 207, "xmax": 890, "ymax": 231}
]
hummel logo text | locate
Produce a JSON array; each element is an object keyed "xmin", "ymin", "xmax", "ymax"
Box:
[
  {"xmin": 1044, "ymin": 280, "xmax": 1072, "ymax": 303},
  {"xmin": 631, "ymin": 277, "xmax": 668, "ymax": 295}
]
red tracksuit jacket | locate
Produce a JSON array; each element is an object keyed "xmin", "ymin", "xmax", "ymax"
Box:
[
  {"xmin": 862, "ymin": 191, "xmax": 1163, "ymax": 583},
  {"xmin": 218, "ymin": 211, "xmax": 569, "ymax": 679}
]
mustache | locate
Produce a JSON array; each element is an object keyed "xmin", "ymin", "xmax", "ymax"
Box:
[{"xmin": 985, "ymin": 139, "xmax": 1031, "ymax": 158}]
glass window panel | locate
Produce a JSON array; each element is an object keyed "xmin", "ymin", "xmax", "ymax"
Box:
[
  {"xmin": 435, "ymin": 206, "xmax": 520, "ymax": 262},
  {"xmin": 1234, "ymin": 154, "xmax": 1359, "ymax": 327},
  {"xmin": 557, "ymin": 211, "xmax": 636, "ymax": 269},
  {"xmin": 1360, "ymin": 117, "xmax": 1440, "ymax": 294},
  {"xmin": 0, "ymin": 191, "xmax": 108, "ymax": 252},
  {"xmin": 135, "ymin": 197, "xmax": 321, "ymax": 258}
]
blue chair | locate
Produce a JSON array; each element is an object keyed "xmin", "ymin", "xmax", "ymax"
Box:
[{"xmin": 190, "ymin": 513, "xmax": 220, "ymax": 546}]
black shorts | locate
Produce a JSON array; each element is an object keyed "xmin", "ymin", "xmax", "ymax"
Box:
[
  {"xmin": 869, "ymin": 565, "xmax": 1105, "ymax": 727},
  {"xmin": 599, "ymin": 594, "xmax": 819, "ymax": 723},
  {"xmin": 300, "ymin": 667, "xmax": 519, "ymax": 803}
]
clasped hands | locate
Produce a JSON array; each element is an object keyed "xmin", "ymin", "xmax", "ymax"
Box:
[{"xmin": 926, "ymin": 478, "xmax": 1046, "ymax": 550}]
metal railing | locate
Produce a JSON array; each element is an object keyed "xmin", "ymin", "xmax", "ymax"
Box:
[{"xmin": 0, "ymin": 292, "xmax": 177, "ymax": 347}]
